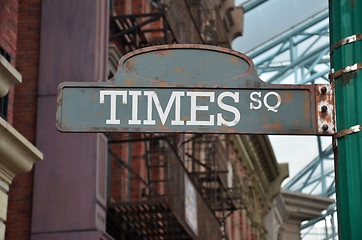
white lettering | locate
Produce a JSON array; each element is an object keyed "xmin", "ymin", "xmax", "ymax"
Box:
[
  {"xmin": 186, "ymin": 92, "xmax": 215, "ymax": 126},
  {"xmin": 100, "ymin": 90, "xmax": 127, "ymax": 124},
  {"xmin": 143, "ymin": 91, "xmax": 185, "ymax": 125},
  {"xmin": 250, "ymin": 92, "xmax": 262, "ymax": 110},
  {"xmin": 217, "ymin": 92, "xmax": 240, "ymax": 126},
  {"xmin": 250, "ymin": 91, "xmax": 281, "ymax": 112},
  {"xmin": 99, "ymin": 90, "xmax": 282, "ymax": 127},
  {"xmin": 128, "ymin": 91, "xmax": 142, "ymax": 124},
  {"xmin": 264, "ymin": 92, "xmax": 281, "ymax": 112}
]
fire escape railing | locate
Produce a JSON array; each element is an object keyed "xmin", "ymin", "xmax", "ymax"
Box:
[
  {"xmin": 106, "ymin": 134, "xmax": 240, "ymax": 240},
  {"xmin": 110, "ymin": 9, "xmax": 177, "ymax": 54}
]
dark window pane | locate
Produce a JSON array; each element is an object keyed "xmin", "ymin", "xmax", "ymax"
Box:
[{"xmin": 0, "ymin": 94, "xmax": 8, "ymax": 120}]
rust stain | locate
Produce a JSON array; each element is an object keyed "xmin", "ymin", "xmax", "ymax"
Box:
[
  {"xmin": 154, "ymin": 50, "xmax": 168, "ymax": 56},
  {"xmin": 341, "ymin": 71, "xmax": 357, "ymax": 86},
  {"xmin": 168, "ymin": 50, "xmax": 176, "ymax": 55},
  {"xmin": 214, "ymin": 127, "xmax": 237, "ymax": 133},
  {"xmin": 295, "ymin": 120, "xmax": 300, "ymax": 125},
  {"xmin": 230, "ymin": 56, "xmax": 239, "ymax": 64},
  {"xmin": 56, "ymin": 89, "xmax": 63, "ymax": 104},
  {"xmin": 315, "ymin": 84, "xmax": 335, "ymax": 135},
  {"xmin": 263, "ymin": 123, "xmax": 282, "ymax": 130},
  {"xmin": 158, "ymin": 81, "xmax": 169, "ymax": 87},
  {"xmin": 65, "ymin": 126, "xmax": 79, "ymax": 129},
  {"xmin": 155, "ymin": 124, "xmax": 169, "ymax": 130},
  {"xmin": 283, "ymin": 92, "xmax": 293, "ymax": 103},
  {"xmin": 174, "ymin": 67, "xmax": 183, "ymax": 73},
  {"xmin": 126, "ymin": 78, "xmax": 134, "ymax": 87},
  {"xmin": 304, "ymin": 95, "xmax": 310, "ymax": 121},
  {"xmin": 63, "ymin": 119, "xmax": 68, "ymax": 123},
  {"xmin": 97, "ymin": 112, "xmax": 102, "ymax": 116},
  {"xmin": 160, "ymin": 61, "xmax": 164, "ymax": 64},
  {"xmin": 149, "ymin": 66, "xmax": 153, "ymax": 70},
  {"xmin": 125, "ymin": 60, "xmax": 135, "ymax": 70}
]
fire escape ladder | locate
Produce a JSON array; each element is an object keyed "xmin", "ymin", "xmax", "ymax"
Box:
[
  {"xmin": 144, "ymin": 139, "xmax": 169, "ymax": 199},
  {"xmin": 183, "ymin": 135, "xmax": 240, "ymax": 238}
]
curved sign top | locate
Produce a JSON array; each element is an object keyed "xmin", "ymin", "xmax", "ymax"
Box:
[
  {"xmin": 56, "ymin": 44, "xmax": 334, "ymax": 135},
  {"xmin": 114, "ymin": 44, "xmax": 261, "ymax": 88}
]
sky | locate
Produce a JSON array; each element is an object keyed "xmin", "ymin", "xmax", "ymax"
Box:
[
  {"xmin": 233, "ymin": 0, "xmax": 332, "ymax": 185},
  {"xmin": 268, "ymin": 135, "xmax": 332, "ymax": 184}
]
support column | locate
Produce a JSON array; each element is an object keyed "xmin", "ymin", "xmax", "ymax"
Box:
[
  {"xmin": 31, "ymin": 0, "xmax": 110, "ymax": 239},
  {"xmin": 329, "ymin": 0, "xmax": 362, "ymax": 239}
]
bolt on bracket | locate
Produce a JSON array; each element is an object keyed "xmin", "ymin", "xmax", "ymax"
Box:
[{"xmin": 316, "ymin": 84, "xmax": 335, "ymax": 135}]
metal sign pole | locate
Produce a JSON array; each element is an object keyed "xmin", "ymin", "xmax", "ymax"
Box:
[{"xmin": 329, "ymin": 0, "xmax": 362, "ymax": 238}]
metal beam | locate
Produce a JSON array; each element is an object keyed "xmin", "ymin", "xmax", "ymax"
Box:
[
  {"xmin": 249, "ymin": 11, "xmax": 329, "ymax": 58},
  {"xmin": 284, "ymin": 145, "xmax": 333, "ymax": 190},
  {"xmin": 266, "ymin": 42, "xmax": 329, "ymax": 83},
  {"xmin": 243, "ymin": 0, "xmax": 268, "ymax": 13},
  {"xmin": 254, "ymin": 22, "xmax": 329, "ymax": 66}
]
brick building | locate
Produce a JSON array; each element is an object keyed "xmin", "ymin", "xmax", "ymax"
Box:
[
  {"xmin": 0, "ymin": 0, "xmax": 43, "ymax": 240},
  {"xmin": 0, "ymin": 0, "xmax": 333, "ymax": 240}
]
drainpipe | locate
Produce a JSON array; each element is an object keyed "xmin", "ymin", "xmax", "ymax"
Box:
[{"xmin": 329, "ymin": 0, "xmax": 362, "ymax": 239}]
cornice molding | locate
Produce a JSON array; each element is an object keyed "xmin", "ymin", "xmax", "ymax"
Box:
[
  {"xmin": 230, "ymin": 135, "xmax": 289, "ymax": 213},
  {"xmin": 0, "ymin": 55, "xmax": 21, "ymax": 97},
  {"xmin": 281, "ymin": 189, "xmax": 334, "ymax": 221},
  {"xmin": 230, "ymin": 135, "xmax": 281, "ymax": 185},
  {"xmin": 0, "ymin": 117, "xmax": 43, "ymax": 184},
  {"xmin": 266, "ymin": 163, "xmax": 289, "ymax": 204}
]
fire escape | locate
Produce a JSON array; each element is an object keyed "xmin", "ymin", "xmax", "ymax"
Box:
[
  {"xmin": 107, "ymin": 135, "xmax": 194, "ymax": 240},
  {"xmin": 106, "ymin": 134, "xmax": 241, "ymax": 240},
  {"xmin": 182, "ymin": 135, "xmax": 241, "ymax": 234},
  {"xmin": 109, "ymin": 2, "xmax": 177, "ymax": 54}
]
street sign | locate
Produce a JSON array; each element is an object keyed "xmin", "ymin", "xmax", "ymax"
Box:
[{"xmin": 56, "ymin": 44, "xmax": 334, "ymax": 135}]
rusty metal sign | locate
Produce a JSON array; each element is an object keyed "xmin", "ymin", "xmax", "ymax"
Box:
[{"xmin": 56, "ymin": 44, "xmax": 334, "ymax": 135}]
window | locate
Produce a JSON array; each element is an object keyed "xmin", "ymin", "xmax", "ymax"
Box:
[
  {"xmin": 0, "ymin": 94, "xmax": 8, "ymax": 120},
  {"xmin": 0, "ymin": 45, "xmax": 11, "ymax": 62},
  {"xmin": 0, "ymin": 44, "xmax": 11, "ymax": 120}
]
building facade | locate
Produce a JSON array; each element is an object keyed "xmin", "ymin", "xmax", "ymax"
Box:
[{"xmin": 0, "ymin": 1, "xmax": 43, "ymax": 240}]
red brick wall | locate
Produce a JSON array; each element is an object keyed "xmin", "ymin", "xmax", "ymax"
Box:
[
  {"xmin": 0, "ymin": 0, "xmax": 17, "ymax": 61},
  {"xmin": 109, "ymin": 133, "xmax": 149, "ymax": 203},
  {"xmin": 0, "ymin": 0, "xmax": 18, "ymax": 125},
  {"xmin": 113, "ymin": 0, "xmax": 150, "ymax": 15},
  {"xmin": 6, "ymin": 0, "xmax": 42, "ymax": 239},
  {"xmin": 109, "ymin": 134, "xmax": 129, "ymax": 202}
]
